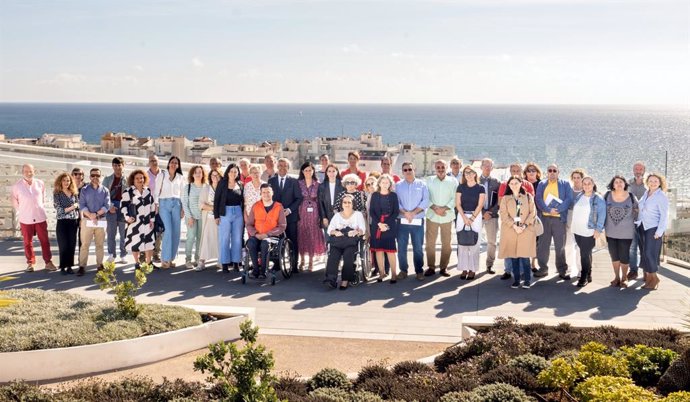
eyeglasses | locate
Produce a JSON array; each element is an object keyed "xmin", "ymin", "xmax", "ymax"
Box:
[
  {"xmin": 435, "ymin": 166, "xmax": 446, "ymax": 170},
  {"xmin": 464, "ymin": 171, "xmax": 474, "ymax": 175},
  {"xmin": 149, "ymin": 160, "xmax": 158, "ymax": 164},
  {"xmin": 402, "ymin": 168, "xmax": 413, "ymax": 172},
  {"xmin": 548, "ymin": 169, "xmax": 558, "ymax": 173},
  {"xmin": 91, "ymin": 174, "xmax": 101, "ymax": 178},
  {"xmin": 343, "ymin": 181, "xmax": 356, "ymax": 185}
]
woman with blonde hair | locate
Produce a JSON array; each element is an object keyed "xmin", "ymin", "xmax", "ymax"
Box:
[
  {"xmin": 53, "ymin": 172, "xmax": 80, "ymax": 274},
  {"xmin": 182, "ymin": 165, "xmax": 207, "ymax": 269},
  {"xmin": 455, "ymin": 165, "xmax": 486, "ymax": 280},
  {"xmin": 121, "ymin": 169, "xmax": 156, "ymax": 269},
  {"xmin": 636, "ymin": 173, "xmax": 669, "ymax": 290},
  {"xmin": 369, "ymin": 174, "xmax": 399, "ymax": 283}
]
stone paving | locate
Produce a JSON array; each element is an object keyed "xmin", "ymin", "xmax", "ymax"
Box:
[{"xmin": 1, "ymin": 239, "xmax": 688, "ymax": 343}]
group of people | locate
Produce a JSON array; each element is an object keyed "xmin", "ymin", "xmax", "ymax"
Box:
[{"xmin": 12, "ymin": 152, "xmax": 669, "ymax": 291}]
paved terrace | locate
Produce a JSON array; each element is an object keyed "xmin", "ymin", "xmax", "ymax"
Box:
[{"xmin": 1, "ymin": 240, "xmax": 688, "ymax": 343}]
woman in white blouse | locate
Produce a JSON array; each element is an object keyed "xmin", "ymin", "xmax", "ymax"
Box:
[
  {"xmin": 154, "ymin": 156, "xmax": 185, "ymax": 269},
  {"xmin": 197, "ymin": 168, "xmax": 222, "ymax": 271},
  {"xmin": 323, "ymin": 194, "xmax": 367, "ymax": 290},
  {"xmin": 243, "ymin": 164, "xmax": 264, "ymax": 218}
]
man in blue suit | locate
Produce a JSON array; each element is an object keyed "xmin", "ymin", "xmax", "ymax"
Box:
[{"xmin": 269, "ymin": 158, "xmax": 303, "ymax": 273}]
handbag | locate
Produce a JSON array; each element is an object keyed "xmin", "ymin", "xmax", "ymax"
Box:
[
  {"xmin": 457, "ymin": 225, "xmax": 479, "ymax": 246},
  {"xmin": 328, "ymin": 226, "xmax": 360, "ymax": 248},
  {"xmin": 534, "ymin": 216, "xmax": 544, "ymax": 237}
]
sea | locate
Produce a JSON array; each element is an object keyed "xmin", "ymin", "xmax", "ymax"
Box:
[{"xmin": 1, "ymin": 103, "xmax": 688, "ymax": 196}]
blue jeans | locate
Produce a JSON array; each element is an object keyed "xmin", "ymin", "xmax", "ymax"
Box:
[
  {"xmin": 511, "ymin": 258, "xmax": 531, "ymax": 284},
  {"xmin": 504, "ymin": 258, "xmax": 512, "ymax": 274},
  {"xmin": 106, "ymin": 207, "xmax": 127, "ymax": 258},
  {"xmin": 629, "ymin": 229, "xmax": 641, "ymax": 273},
  {"xmin": 219, "ymin": 206, "xmax": 244, "ymax": 264},
  {"xmin": 397, "ymin": 220, "xmax": 424, "ymax": 274},
  {"xmin": 159, "ymin": 198, "xmax": 182, "ymax": 262}
]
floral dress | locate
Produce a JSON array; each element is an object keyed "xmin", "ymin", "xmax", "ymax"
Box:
[{"xmin": 298, "ymin": 179, "xmax": 326, "ymax": 256}]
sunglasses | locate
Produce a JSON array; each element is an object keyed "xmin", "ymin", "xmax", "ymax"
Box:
[
  {"xmin": 91, "ymin": 174, "xmax": 101, "ymax": 178},
  {"xmin": 72, "ymin": 172, "xmax": 83, "ymax": 176},
  {"xmin": 548, "ymin": 169, "xmax": 558, "ymax": 173},
  {"xmin": 402, "ymin": 168, "xmax": 413, "ymax": 172}
]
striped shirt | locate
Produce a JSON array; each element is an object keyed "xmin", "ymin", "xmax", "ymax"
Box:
[{"xmin": 182, "ymin": 183, "xmax": 203, "ymax": 220}]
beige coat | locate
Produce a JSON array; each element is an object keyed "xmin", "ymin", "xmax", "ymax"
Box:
[{"xmin": 498, "ymin": 193, "xmax": 537, "ymax": 258}]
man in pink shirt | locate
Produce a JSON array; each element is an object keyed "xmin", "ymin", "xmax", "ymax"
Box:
[{"xmin": 11, "ymin": 164, "xmax": 56, "ymax": 272}]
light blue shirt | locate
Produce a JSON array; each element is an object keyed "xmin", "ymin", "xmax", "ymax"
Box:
[
  {"xmin": 397, "ymin": 178, "xmax": 430, "ymax": 219},
  {"xmin": 636, "ymin": 189, "xmax": 669, "ymax": 237}
]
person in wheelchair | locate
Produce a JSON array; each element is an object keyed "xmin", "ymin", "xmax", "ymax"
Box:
[
  {"xmin": 323, "ymin": 194, "xmax": 367, "ymax": 290},
  {"xmin": 246, "ymin": 183, "xmax": 287, "ymax": 279}
]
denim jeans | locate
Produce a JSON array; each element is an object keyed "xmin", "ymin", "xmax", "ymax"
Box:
[
  {"xmin": 397, "ymin": 220, "xmax": 424, "ymax": 274},
  {"xmin": 159, "ymin": 198, "xmax": 182, "ymax": 262},
  {"xmin": 629, "ymin": 229, "xmax": 641, "ymax": 273},
  {"xmin": 510, "ymin": 258, "xmax": 531, "ymax": 284},
  {"xmin": 219, "ymin": 206, "xmax": 244, "ymax": 264}
]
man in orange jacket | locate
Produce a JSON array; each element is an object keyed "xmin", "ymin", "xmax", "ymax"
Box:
[{"xmin": 246, "ymin": 183, "xmax": 287, "ymax": 279}]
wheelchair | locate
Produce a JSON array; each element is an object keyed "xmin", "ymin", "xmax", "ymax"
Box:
[
  {"xmin": 241, "ymin": 234, "xmax": 293, "ymax": 285},
  {"xmin": 327, "ymin": 236, "xmax": 372, "ymax": 287}
]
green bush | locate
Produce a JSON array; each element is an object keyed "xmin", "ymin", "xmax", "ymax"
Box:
[
  {"xmin": 662, "ymin": 391, "xmax": 690, "ymax": 402},
  {"xmin": 658, "ymin": 348, "xmax": 690, "ymax": 395},
  {"xmin": 443, "ymin": 361, "xmax": 482, "ymax": 392},
  {"xmin": 507, "ymin": 354, "xmax": 550, "ymax": 377},
  {"xmin": 94, "ymin": 260, "xmax": 153, "ymax": 319},
  {"xmin": 309, "ymin": 387, "xmax": 351, "ymax": 401},
  {"xmin": 392, "ymin": 360, "xmax": 434, "ymax": 377},
  {"xmin": 439, "ymin": 391, "xmax": 479, "ymax": 402},
  {"xmin": 308, "ymin": 368, "xmax": 352, "ymax": 392},
  {"xmin": 0, "ymin": 289, "xmax": 201, "ymax": 352},
  {"xmin": 617, "ymin": 344, "xmax": 678, "ymax": 386},
  {"xmin": 537, "ymin": 357, "xmax": 587, "ymax": 391},
  {"xmin": 0, "ymin": 381, "xmax": 52, "ymax": 402},
  {"xmin": 577, "ymin": 349, "xmax": 629, "ymax": 378},
  {"xmin": 350, "ymin": 391, "xmax": 386, "ymax": 402},
  {"xmin": 275, "ymin": 372, "xmax": 308, "ymax": 397},
  {"xmin": 480, "ymin": 365, "xmax": 539, "ymax": 392},
  {"xmin": 354, "ymin": 363, "xmax": 391, "ymax": 387},
  {"xmin": 471, "ymin": 383, "xmax": 534, "ymax": 402},
  {"xmin": 573, "ymin": 375, "xmax": 657, "ymax": 402},
  {"xmin": 434, "ymin": 337, "xmax": 493, "ymax": 372},
  {"xmin": 193, "ymin": 319, "xmax": 279, "ymax": 402}
]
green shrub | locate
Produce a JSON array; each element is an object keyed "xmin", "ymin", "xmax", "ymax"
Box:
[
  {"xmin": 94, "ymin": 260, "xmax": 153, "ymax": 319},
  {"xmin": 350, "ymin": 390, "xmax": 386, "ymax": 402},
  {"xmin": 662, "ymin": 391, "xmax": 690, "ymax": 402},
  {"xmin": 392, "ymin": 360, "xmax": 434, "ymax": 377},
  {"xmin": 471, "ymin": 383, "xmax": 534, "ymax": 402},
  {"xmin": 434, "ymin": 337, "xmax": 493, "ymax": 372},
  {"xmin": 443, "ymin": 361, "xmax": 482, "ymax": 392},
  {"xmin": 617, "ymin": 344, "xmax": 678, "ymax": 386},
  {"xmin": 0, "ymin": 289, "xmax": 201, "ymax": 352},
  {"xmin": 481, "ymin": 365, "xmax": 539, "ymax": 392},
  {"xmin": 658, "ymin": 348, "xmax": 690, "ymax": 395},
  {"xmin": 308, "ymin": 368, "xmax": 352, "ymax": 392},
  {"xmin": 573, "ymin": 375, "xmax": 657, "ymax": 402},
  {"xmin": 193, "ymin": 319, "xmax": 279, "ymax": 402},
  {"xmin": 577, "ymin": 349, "xmax": 629, "ymax": 378},
  {"xmin": 537, "ymin": 357, "xmax": 587, "ymax": 391},
  {"xmin": 439, "ymin": 391, "xmax": 479, "ymax": 402},
  {"xmin": 309, "ymin": 387, "xmax": 351, "ymax": 401},
  {"xmin": 0, "ymin": 381, "xmax": 51, "ymax": 402},
  {"xmin": 275, "ymin": 372, "xmax": 308, "ymax": 397},
  {"xmin": 507, "ymin": 354, "xmax": 550, "ymax": 377},
  {"xmin": 354, "ymin": 363, "xmax": 392, "ymax": 387}
]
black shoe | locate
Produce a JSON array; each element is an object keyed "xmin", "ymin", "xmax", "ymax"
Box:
[
  {"xmin": 339, "ymin": 285, "xmax": 348, "ymax": 290},
  {"xmin": 559, "ymin": 274, "xmax": 571, "ymax": 280},
  {"xmin": 576, "ymin": 280, "xmax": 587, "ymax": 287},
  {"xmin": 291, "ymin": 268, "xmax": 300, "ymax": 274},
  {"xmin": 249, "ymin": 271, "xmax": 260, "ymax": 280},
  {"xmin": 587, "ymin": 274, "xmax": 593, "ymax": 283},
  {"xmin": 77, "ymin": 266, "xmax": 86, "ymax": 276},
  {"xmin": 60, "ymin": 268, "xmax": 67, "ymax": 275},
  {"xmin": 323, "ymin": 278, "xmax": 337, "ymax": 289},
  {"xmin": 439, "ymin": 269, "xmax": 450, "ymax": 277},
  {"xmin": 232, "ymin": 262, "xmax": 240, "ymax": 272},
  {"xmin": 134, "ymin": 263, "xmax": 141, "ymax": 270},
  {"xmin": 500, "ymin": 273, "xmax": 512, "ymax": 280},
  {"xmin": 511, "ymin": 282, "xmax": 520, "ymax": 289},
  {"xmin": 376, "ymin": 278, "xmax": 383, "ymax": 283},
  {"xmin": 258, "ymin": 273, "xmax": 267, "ymax": 280},
  {"xmin": 222, "ymin": 264, "xmax": 230, "ymax": 273},
  {"xmin": 486, "ymin": 267, "xmax": 496, "ymax": 274},
  {"xmin": 65, "ymin": 267, "xmax": 75, "ymax": 275},
  {"xmin": 423, "ymin": 267, "xmax": 436, "ymax": 277},
  {"xmin": 531, "ymin": 267, "xmax": 538, "ymax": 273},
  {"xmin": 533, "ymin": 271, "xmax": 548, "ymax": 278}
]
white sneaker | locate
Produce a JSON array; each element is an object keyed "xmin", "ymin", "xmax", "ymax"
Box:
[
  {"xmin": 107, "ymin": 255, "xmax": 115, "ymax": 263},
  {"xmin": 118, "ymin": 256, "xmax": 127, "ymax": 264},
  {"xmin": 185, "ymin": 261, "xmax": 194, "ymax": 269},
  {"xmin": 194, "ymin": 262, "xmax": 206, "ymax": 271}
]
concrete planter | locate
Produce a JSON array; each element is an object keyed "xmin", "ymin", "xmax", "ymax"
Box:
[{"xmin": 0, "ymin": 304, "xmax": 254, "ymax": 383}]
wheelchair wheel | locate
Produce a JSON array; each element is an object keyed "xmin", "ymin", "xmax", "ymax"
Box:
[
  {"xmin": 242, "ymin": 249, "xmax": 251, "ymax": 285},
  {"xmin": 351, "ymin": 271, "xmax": 361, "ymax": 286},
  {"xmin": 280, "ymin": 238, "xmax": 293, "ymax": 279},
  {"xmin": 361, "ymin": 244, "xmax": 372, "ymax": 279}
]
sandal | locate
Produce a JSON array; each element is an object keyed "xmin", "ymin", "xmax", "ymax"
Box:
[
  {"xmin": 460, "ymin": 270, "xmax": 468, "ymax": 280},
  {"xmin": 619, "ymin": 281, "xmax": 628, "ymax": 289},
  {"xmin": 467, "ymin": 272, "xmax": 476, "ymax": 280},
  {"xmin": 610, "ymin": 278, "xmax": 620, "ymax": 287}
]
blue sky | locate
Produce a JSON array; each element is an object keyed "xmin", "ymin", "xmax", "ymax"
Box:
[{"xmin": 0, "ymin": 0, "xmax": 687, "ymax": 104}]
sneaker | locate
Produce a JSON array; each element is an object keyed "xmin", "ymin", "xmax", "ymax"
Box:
[
  {"xmin": 118, "ymin": 256, "xmax": 127, "ymax": 264},
  {"xmin": 192, "ymin": 261, "xmax": 199, "ymax": 267},
  {"xmin": 194, "ymin": 262, "xmax": 206, "ymax": 271},
  {"xmin": 558, "ymin": 274, "xmax": 571, "ymax": 281},
  {"xmin": 576, "ymin": 280, "xmax": 587, "ymax": 288},
  {"xmin": 152, "ymin": 256, "xmax": 162, "ymax": 263},
  {"xmin": 511, "ymin": 282, "xmax": 520, "ymax": 289},
  {"xmin": 522, "ymin": 282, "xmax": 531, "ymax": 289},
  {"xmin": 439, "ymin": 268, "xmax": 450, "ymax": 277},
  {"xmin": 77, "ymin": 266, "xmax": 85, "ymax": 276},
  {"xmin": 533, "ymin": 271, "xmax": 548, "ymax": 278},
  {"xmin": 500, "ymin": 273, "xmax": 512, "ymax": 280},
  {"xmin": 416, "ymin": 273, "xmax": 425, "ymax": 281},
  {"xmin": 185, "ymin": 261, "xmax": 194, "ymax": 269},
  {"xmin": 423, "ymin": 267, "xmax": 436, "ymax": 277},
  {"xmin": 398, "ymin": 271, "xmax": 408, "ymax": 280},
  {"xmin": 45, "ymin": 261, "xmax": 57, "ymax": 271},
  {"xmin": 65, "ymin": 267, "xmax": 75, "ymax": 275},
  {"xmin": 107, "ymin": 255, "xmax": 115, "ymax": 263},
  {"xmin": 25, "ymin": 264, "xmax": 35, "ymax": 272},
  {"xmin": 627, "ymin": 271, "xmax": 638, "ymax": 281}
]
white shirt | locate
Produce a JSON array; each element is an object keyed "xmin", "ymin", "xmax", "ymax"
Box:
[
  {"xmin": 327, "ymin": 211, "xmax": 366, "ymax": 233},
  {"xmin": 571, "ymin": 195, "xmax": 594, "ymax": 237},
  {"xmin": 329, "ymin": 182, "xmax": 336, "ymax": 206},
  {"xmin": 154, "ymin": 170, "xmax": 185, "ymax": 204}
]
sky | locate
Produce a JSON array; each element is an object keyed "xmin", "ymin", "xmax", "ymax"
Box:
[{"xmin": 0, "ymin": 0, "xmax": 688, "ymax": 104}]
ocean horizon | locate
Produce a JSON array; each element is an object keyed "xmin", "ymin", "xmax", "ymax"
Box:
[{"xmin": 1, "ymin": 103, "xmax": 688, "ymax": 195}]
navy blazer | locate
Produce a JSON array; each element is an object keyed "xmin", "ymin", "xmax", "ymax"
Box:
[
  {"xmin": 317, "ymin": 179, "xmax": 345, "ymax": 223},
  {"xmin": 535, "ymin": 178, "xmax": 574, "ymax": 223},
  {"xmin": 268, "ymin": 175, "xmax": 303, "ymax": 223}
]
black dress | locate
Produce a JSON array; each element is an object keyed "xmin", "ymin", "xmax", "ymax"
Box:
[{"xmin": 369, "ymin": 192, "xmax": 400, "ymax": 253}]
